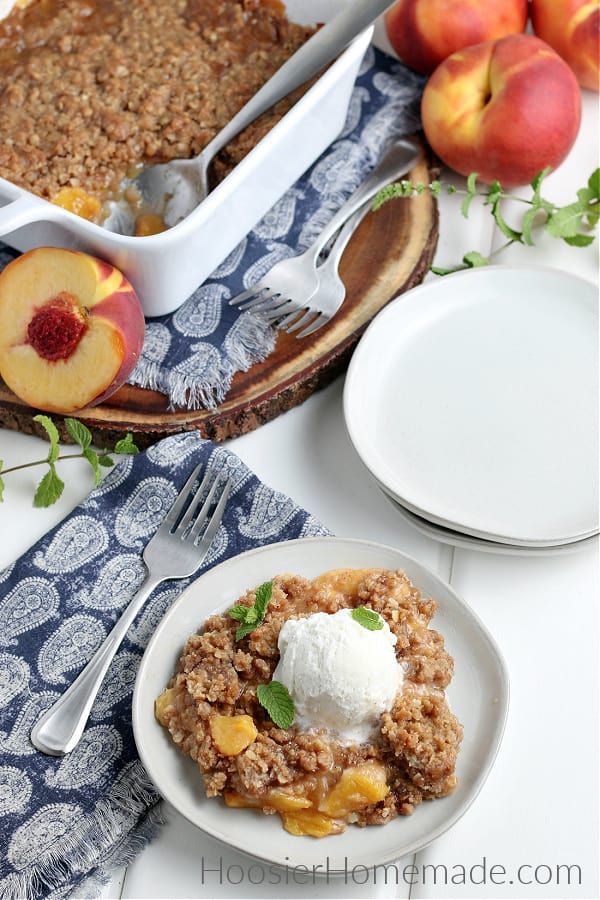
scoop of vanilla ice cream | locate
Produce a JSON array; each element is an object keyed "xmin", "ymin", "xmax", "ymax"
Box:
[{"xmin": 272, "ymin": 607, "xmax": 403, "ymax": 745}]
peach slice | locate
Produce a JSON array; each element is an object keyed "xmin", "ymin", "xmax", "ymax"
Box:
[
  {"xmin": 319, "ymin": 762, "xmax": 389, "ymax": 817},
  {"xmin": 223, "ymin": 791, "xmax": 263, "ymax": 809},
  {"xmin": 209, "ymin": 714, "xmax": 258, "ymax": 756},
  {"xmin": 154, "ymin": 688, "xmax": 176, "ymax": 722},
  {"xmin": 281, "ymin": 808, "xmax": 345, "ymax": 838},
  {"xmin": 0, "ymin": 247, "xmax": 145, "ymax": 414},
  {"xmin": 223, "ymin": 789, "xmax": 312, "ymax": 813},
  {"xmin": 264, "ymin": 790, "xmax": 312, "ymax": 813}
]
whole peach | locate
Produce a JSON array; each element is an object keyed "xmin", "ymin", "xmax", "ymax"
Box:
[
  {"xmin": 420, "ymin": 34, "xmax": 582, "ymax": 187},
  {"xmin": 384, "ymin": 0, "xmax": 528, "ymax": 74},
  {"xmin": 531, "ymin": 0, "xmax": 600, "ymax": 91}
]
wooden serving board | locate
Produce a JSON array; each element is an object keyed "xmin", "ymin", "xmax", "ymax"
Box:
[{"xmin": 0, "ymin": 150, "xmax": 438, "ymax": 449}]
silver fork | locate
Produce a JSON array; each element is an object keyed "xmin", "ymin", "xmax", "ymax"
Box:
[
  {"xmin": 30, "ymin": 464, "xmax": 231, "ymax": 757},
  {"xmin": 229, "ymin": 137, "xmax": 421, "ymax": 316},
  {"xmin": 267, "ymin": 202, "xmax": 370, "ymax": 338}
]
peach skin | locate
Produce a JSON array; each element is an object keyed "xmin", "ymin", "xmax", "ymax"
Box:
[
  {"xmin": 531, "ymin": 0, "xmax": 600, "ymax": 91},
  {"xmin": 420, "ymin": 34, "xmax": 582, "ymax": 187},
  {"xmin": 384, "ymin": 0, "xmax": 528, "ymax": 74}
]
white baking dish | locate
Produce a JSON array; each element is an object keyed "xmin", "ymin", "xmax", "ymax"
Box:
[{"xmin": 0, "ymin": 1, "xmax": 372, "ymax": 317}]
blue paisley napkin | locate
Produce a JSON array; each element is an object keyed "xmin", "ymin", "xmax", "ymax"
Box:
[
  {"xmin": 0, "ymin": 47, "xmax": 424, "ymax": 413},
  {"xmin": 0, "ymin": 432, "xmax": 329, "ymax": 900}
]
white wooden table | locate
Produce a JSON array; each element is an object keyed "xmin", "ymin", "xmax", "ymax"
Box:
[{"xmin": 0, "ymin": 76, "xmax": 597, "ymax": 900}]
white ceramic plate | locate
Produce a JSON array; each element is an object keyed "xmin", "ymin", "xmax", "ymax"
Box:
[
  {"xmin": 343, "ymin": 266, "xmax": 599, "ymax": 546},
  {"xmin": 379, "ymin": 484, "xmax": 600, "ymax": 557},
  {"xmin": 133, "ymin": 537, "xmax": 509, "ymax": 871},
  {"xmin": 344, "ymin": 266, "xmax": 598, "ymax": 546}
]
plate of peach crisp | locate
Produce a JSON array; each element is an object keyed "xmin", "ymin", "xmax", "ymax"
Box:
[{"xmin": 132, "ymin": 537, "xmax": 509, "ymax": 870}]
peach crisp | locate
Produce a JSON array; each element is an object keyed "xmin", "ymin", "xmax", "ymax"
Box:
[{"xmin": 155, "ymin": 568, "xmax": 463, "ymax": 837}]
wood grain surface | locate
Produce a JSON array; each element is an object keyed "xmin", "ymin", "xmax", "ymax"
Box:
[{"xmin": 0, "ymin": 149, "xmax": 439, "ymax": 449}]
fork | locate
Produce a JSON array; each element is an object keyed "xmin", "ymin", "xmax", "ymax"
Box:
[
  {"xmin": 263, "ymin": 202, "xmax": 370, "ymax": 338},
  {"xmin": 30, "ymin": 464, "xmax": 231, "ymax": 757},
  {"xmin": 229, "ymin": 137, "xmax": 421, "ymax": 316}
]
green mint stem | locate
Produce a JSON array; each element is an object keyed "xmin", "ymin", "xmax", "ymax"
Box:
[
  {"xmin": 373, "ymin": 166, "xmax": 599, "ymax": 274},
  {"xmin": 0, "ymin": 452, "xmax": 108, "ymax": 476}
]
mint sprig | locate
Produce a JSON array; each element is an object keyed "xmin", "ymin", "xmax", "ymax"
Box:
[
  {"xmin": 256, "ymin": 680, "xmax": 295, "ymax": 729},
  {"xmin": 352, "ymin": 606, "xmax": 384, "ymax": 631},
  {"xmin": 228, "ymin": 580, "xmax": 273, "ymax": 640},
  {"xmin": 0, "ymin": 414, "xmax": 140, "ymax": 507},
  {"xmin": 373, "ymin": 167, "xmax": 599, "ymax": 274}
]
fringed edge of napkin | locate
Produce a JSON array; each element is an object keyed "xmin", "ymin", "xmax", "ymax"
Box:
[
  {"xmin": 0, "ymin": 761, "xmax": 163, "ymax": 900},
  {"xmin": 65, "ymin": 803, "xmax": 166, "ymax": 900},
  {"xmin": 131, "ymin": 312, "xmax": 276, "ymax": 410}
]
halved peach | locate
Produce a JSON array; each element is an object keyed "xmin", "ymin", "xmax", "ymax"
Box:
[{"xmin": 0, "ymin": 247, "xmax": 145, "ymax": 413}]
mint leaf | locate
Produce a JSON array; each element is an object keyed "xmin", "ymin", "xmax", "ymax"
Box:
[
  {"xmin": 466, "ymin": 172, "xmax": 479, "ymax": 194},
  {"xmin": 530, "ymin": 166, "xmax": 552, "ymax": 194},
  {"xmin": 521, "ymin": 206, "xmax": 540, "ymax": 246},
  {"xmin": 97, "ymin": 455, "xmax": 115, "ymax": 468},
  {"xmin": 33, "ymin": 464, "xmax": 64, "ymax": 507},
  {"xmin": 66, "ymin": 417, "xmax": 92, "ymax": 450},
  {"xmin": 584, "ymin": 169, "xmax": 600, "ymax": 228},
  {"xmin": 228, "ymin": 605, "xmax": 251, "ymax": 622},
  {"xmin": 546, "ymin": 196, "xmax": 592, "ymax": 240},
  {"xmin": 234, "ymin": 620, "xmax": 260, "ymax": 641},
  {"xmin": 229, "ymin": 580, "xmax": 273, "ymax": 640},
  {"xmin": 460, "ymin": 191, "xmax": 476, "ymax": 218},
  {"xmin": 564, "ymin": 233, "xmax": 596, "ymax": 247},
  {"xmin": 431, "ymin": 252, "xmax": 491, "ymax": 274},
  {"xmin": 352, "ymin": 606, "xmax": 384, "ymax": 631},
  {"xmin": 487, "ymin": 197, "xmax": 522, "ymax": 242},
  {"xmin": 460, "ymin": 173, "xmax": 480, "ymax": 218},
  {"xmin": 114, "ymin": 433, "xmax": 139, "ymax": 455},
  {"xmin": 462, "ymin": 251, "xmax": 489, "ymax": 268},
  {"xmin": 83, "ymin": 447, "xmax": 102, "ymax": 486},
  {"xmin": 430, "ymin": 264, "xmax": 464, "ymax": 276},
  {"xmin": 34, "ymin": 414, "xmax": 60, "ymax": 464},
  {"xmin": 253, "ymin": 581, "xmax": 273, "ymax": 619},
  {"xmin": 257, "ymin": 681, "xmax": 295, "ymax": 729}
]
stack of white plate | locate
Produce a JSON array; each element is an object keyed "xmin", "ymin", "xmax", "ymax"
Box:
[{"xmin": 343, "ymin": 266, "xmax": 599, "ymax": 555}]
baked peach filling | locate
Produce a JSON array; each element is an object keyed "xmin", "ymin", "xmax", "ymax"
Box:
[
  {"xmin": 219, "ymin": 761, "xmax": 390, "ymax": 837},
  {"xmin": 52, "ymin": 188, "xmax": 103, "ymax": 223}
]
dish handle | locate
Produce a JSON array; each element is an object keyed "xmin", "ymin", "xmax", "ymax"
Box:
[{"xmin": 0, "ymin": 194, "xmax": 65, "ymax": 236}]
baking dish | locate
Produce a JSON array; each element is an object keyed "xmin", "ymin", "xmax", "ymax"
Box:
[{"xmin": 0, "ymin": 1, "xmax": 372, "ymax": 317}]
